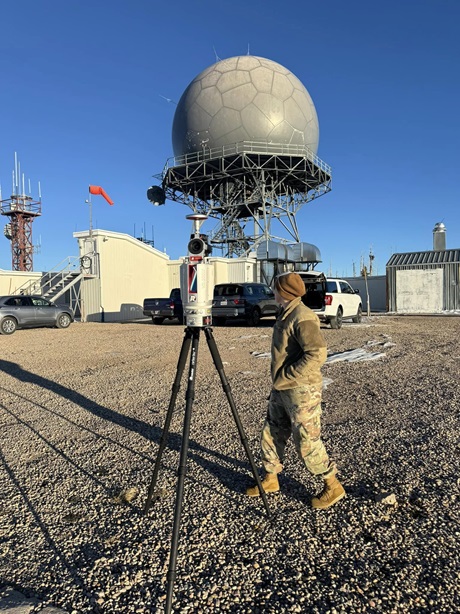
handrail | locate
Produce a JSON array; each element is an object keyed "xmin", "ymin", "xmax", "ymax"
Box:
[
  {"xmin": 43, "ymin": 255, "xmax": 81, "ymax": 276},
  {"xmin": 12, "ymin": 256, "xmax": 81, "ymax": 295},
  {"xmin": 163, "ymin": 141, "xmax": 332, "ymax": 177}
]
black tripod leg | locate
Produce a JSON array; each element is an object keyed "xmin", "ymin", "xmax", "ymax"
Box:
[
  {"xmin": 165, "ymin": 327, "xmax": 200, "ymax": 613},
  {"xmin": 204, "ymin": 327, "xmax": 272, "ymax": 518},
  {"xmin": 144, "ymin": 328, "xmax": 194, "ymax": 514}
]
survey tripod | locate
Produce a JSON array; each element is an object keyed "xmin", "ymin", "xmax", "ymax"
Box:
[{"xmin": 144, "ymin": 325, "xmax": 272, "ymax": 613}]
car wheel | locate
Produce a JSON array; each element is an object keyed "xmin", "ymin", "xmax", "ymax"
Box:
[
  {"xmin": 56, "ymin": 313, "xmax": 72, "ymax": 329},
  {"xmin": 152, "ymin": 317, "xmax": 165, "ymax": 324},
  {"xmin": 0, "ymin": 317, "xmax": 17, "ymax": 335},
  {"xmin": 213, "ymin": 317, "xmax": 226, "ymax": 326},
  {"xmin": 330, "ymin": 308, "xmax": 343, "ymax": 329},
  {"xmin": 247, "ymin": 307, "xmax": 261, "ymax": 326},
  {"xmin": 352, "ymin": 305, "xmax": 362, "ymax": 324}
]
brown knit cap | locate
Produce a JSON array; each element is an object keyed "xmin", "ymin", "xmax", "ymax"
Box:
[{"xmin": 274, "ymin": 272, "xmax": 306, "ymax": 301}]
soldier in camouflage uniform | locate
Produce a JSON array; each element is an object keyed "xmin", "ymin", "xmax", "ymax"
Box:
[{"xmin": 246, "ymin": 272, "xmax": 345, "ymax": 509}]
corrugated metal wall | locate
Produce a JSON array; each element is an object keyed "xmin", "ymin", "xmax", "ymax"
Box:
[
  {"xmin": 80, "ymin": 276, "xmax": 102, "ymax": 322},
  {"xmin": 342, "ymin": 276, "xmax": 387, "ymax": 312},
  {"xmin": 214, "ymin": 258, "xmax": 257, "ymax": 283},
  {"xmin": 387, "ymin": 259, "xmax": 460, "ymax": 312}
]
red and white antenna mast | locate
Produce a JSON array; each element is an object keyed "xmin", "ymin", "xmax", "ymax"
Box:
[{"xmin": 0, "ymin": 153, "xmax": 42, "ymax": 271}]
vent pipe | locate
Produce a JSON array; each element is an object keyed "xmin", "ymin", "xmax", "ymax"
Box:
[{"xmin": 433, "ymin": 222, "xmax": 446, "ymax": 251}]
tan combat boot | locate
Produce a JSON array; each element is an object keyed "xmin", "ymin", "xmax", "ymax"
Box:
[
  {"xmin": 311, "ymin": 475, "xmax": 346, "ymax": 509},
  {"xmin": 246, "ymin": 473, "xmax": 280, "ymax": 497}
]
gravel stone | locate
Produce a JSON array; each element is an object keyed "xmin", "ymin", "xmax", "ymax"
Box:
[{"xmin": 0, "ymin": 316, "xmax": 459, "ymax": 613}]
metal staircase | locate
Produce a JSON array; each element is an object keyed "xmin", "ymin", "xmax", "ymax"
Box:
[
  {"xmin": 41, "ymin": 269, "xmax": 83, "ymax": 301},
  {"xmin": 13, "ymin": 256, "xmax": 86, "ymax": 315}
]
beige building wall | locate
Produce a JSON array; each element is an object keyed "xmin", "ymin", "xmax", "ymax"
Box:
[
  {"xmin": 1, "ymin": 231, "xmax": 260, "ymax": 323},
  {"xmin": 166, "ymin": 257, "xmax": 257, "ymax": 290},
  {"xmin": 72, "ymin": 229, "xmax": 260, "ymax": 322},
  {"xmin": 74, "ymin": 229, "xmax": 171, "ymax": 322},
  {"xmin": 212, "ymin": 257, "xmax": 257, "ymax": 283},
  {"xmin": 0, "ymin": 270, "xmax": 42, "ymax": 295}
]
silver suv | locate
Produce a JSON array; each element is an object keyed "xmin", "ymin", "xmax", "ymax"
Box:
[{"xmin": 0, "ymin": 295, "xmax": 74, "ymax": 335}]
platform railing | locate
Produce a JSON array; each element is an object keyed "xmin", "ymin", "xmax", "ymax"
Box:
[{"xmin": 163, "ymin": 141, "xmax": 332, "ymax": 176}]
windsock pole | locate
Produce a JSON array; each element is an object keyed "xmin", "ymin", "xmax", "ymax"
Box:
[
  {"xmin": 87, "ymin": 185, "xmax": 114, "ymax": 237},
  {"xmin": 89, "ymin": 194, "xmax": 93, "ymax": 238}
]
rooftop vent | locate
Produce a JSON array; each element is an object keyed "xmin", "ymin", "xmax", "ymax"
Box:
[{"xmin": 433, "ymin": 222, "xmax": 446, "ymax": 251}]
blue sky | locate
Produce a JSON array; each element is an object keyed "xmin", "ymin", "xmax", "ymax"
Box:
[{"xmin": 1, "ymin": 0, "xmax": 459, "ymax": 276}]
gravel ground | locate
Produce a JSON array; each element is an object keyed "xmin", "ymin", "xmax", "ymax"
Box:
[{"xmin": 0, "ymin": 315, "xmax": 459, "ymax": 613}]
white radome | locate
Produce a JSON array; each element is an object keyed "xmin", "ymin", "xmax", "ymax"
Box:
[{"xmin": 172, "ymin": 56, "xmax": 320, "ymax": 157}]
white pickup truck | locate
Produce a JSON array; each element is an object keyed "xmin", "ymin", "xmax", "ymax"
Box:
[{"xmin": 298, "ymin": 271, "xmax": 363, "ymax": 329}]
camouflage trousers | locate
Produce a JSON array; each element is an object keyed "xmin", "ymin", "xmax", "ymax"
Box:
[{"xmin": 260, "ymin": 386, "xmax": 336, "ymax": 478}]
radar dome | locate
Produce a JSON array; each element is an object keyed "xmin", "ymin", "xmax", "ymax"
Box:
[{"xmin": 172, "ymin": 56, "xmax": 320, "ymax": 157}]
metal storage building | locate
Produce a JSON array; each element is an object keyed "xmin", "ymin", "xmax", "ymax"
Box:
[{"xmin": 386, "ymin": 249, "xmax": 460, "ymax": 313}]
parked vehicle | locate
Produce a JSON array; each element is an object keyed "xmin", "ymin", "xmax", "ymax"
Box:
[
  {"xmin": 143, "ymin": 288, "xmax": 183, "ymax": 324},
  {"xmin": 299, "ymin": 272, "xmax": 362, "ymax": 329},
  {"xmin": 212, "ymin": 282, "xmax": 279, "ymax": 326},
  {"xmin": 0, "ymin": 295, "xmax": 74, "ymax": 335}
]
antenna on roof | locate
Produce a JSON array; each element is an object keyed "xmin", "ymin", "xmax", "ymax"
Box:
[
  {"xmin": 247, "ymin": 43, "xmax": 250, "ymax": 55},
  {"xmin": 14, "ymin": 152, "xmax": 18, "ymax": 194},
  {"xmin": 213, "ymin": 46, "xmax": 221, "ymax": 62}
]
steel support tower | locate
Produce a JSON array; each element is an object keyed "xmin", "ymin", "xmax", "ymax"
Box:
[
  {"xmin": 160, "ymin": 140, "xmax": 332, "ymax": 257},
  {"xmin": 1, "ymin": 192, "xmax": 41, "ymax": 271}
]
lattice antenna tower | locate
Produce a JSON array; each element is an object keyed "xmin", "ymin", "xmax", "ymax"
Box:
[{"xmin": 0, "ymin": 153, "xmax": 42, "ymax": 271}]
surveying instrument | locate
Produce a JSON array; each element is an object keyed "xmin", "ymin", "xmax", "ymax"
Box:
[{"xmin": 144, "ymin": 214, "xmax": 272, "ymax": 613}]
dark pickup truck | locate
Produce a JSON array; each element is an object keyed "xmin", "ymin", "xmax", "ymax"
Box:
[{"xmin": 143, "ymin": 288, "xmax": 183, "ymax": 324}]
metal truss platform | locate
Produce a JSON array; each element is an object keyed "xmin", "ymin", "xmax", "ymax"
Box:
[{"xmin": 160, "ymin": 141, "xmax": 332, "ymax": 256}]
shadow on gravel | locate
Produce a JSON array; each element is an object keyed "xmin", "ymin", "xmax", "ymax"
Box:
[
  {"xmin": 0, "ymin": 359, "xmax": 254, "ymax": 494},
  {"xmin": 0, "ymin": 446, "xmax": 93, "ymax": 609}
]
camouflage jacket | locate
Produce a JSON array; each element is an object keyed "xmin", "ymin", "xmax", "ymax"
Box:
[{"xmin": 271, "ymin": 296, "xmax": 327, "ymax": 391}]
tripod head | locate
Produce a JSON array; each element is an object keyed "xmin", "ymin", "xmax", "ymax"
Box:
[{"xmin": 180, "ymin": 214, "xmax": 215, "ymax": 327}]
